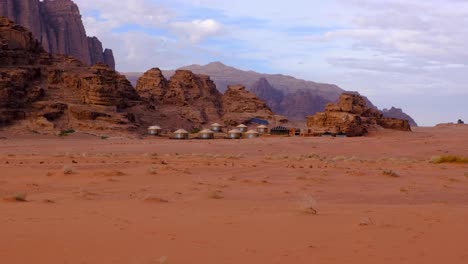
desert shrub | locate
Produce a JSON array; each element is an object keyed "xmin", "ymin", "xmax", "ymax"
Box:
[
  {"xmin": 100, "ymin": 136, "xmax": 108, "ymax": 140},
  {"xmin": 300, "ymin": 195, "xmax": 318, "ymax": 215},
  {"xmin": 63, "ymin": 165, "xmax": 73, "ymax": 175},
  {"xmin": 4, "ymin": 193, "xmax": 28, "ymax": 202},
  {"xmin": 14, "ymin": 193, "xmax": 27, "ymax": 202},
  {"xmin": 208, "ymin": 190, "xmax": 224, "ymax": 199},
  {"xmin": 382, "ymin": 170, "xmax": 400, "ymax": 178},
  {"xmin": 148, "ymin": 165, "xmax": 157, "ymax": 175},
  {"xmin": 58, "ymin": 129, "xmax": 76, "ymax": 137},
  {"xmin": 430, "ymin": 155, "xmax": 468, "ymax": 164},
  {"xmin": 190, "ymin": 128, "xmax": 201, "ymax": 134}
]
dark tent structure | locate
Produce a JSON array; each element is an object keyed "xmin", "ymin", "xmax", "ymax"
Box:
[{"xmin": 270, "ymin": 126, "xmax": 289, "ymax": 136}]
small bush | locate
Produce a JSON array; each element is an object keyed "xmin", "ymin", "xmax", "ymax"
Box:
[
  {"xmin": 209, "ymin": 190, "xmax": 224, "ymax": 199},
  {"xmin": 100, "ymin": 136, "xmax": 108, "ymax": 140},
  {"xmin": 14, "ymin": 193, "xmax": 27, "ymax": 202},
  {"xmin": 190, "ymin": 128, "xmax": 201, "ymax": 134},
  {"xmin": 3, "ymin": 193, "xmax": 27, "ymax": 202},
  {"xmin": 148, "ymin": 165, "xmax": 157, "ymax": 175},
  {"xmin": 58, "ymin": 129, "xmax": 76, "ymax": 137},
  {"xmin": 430, "ymin": 155, "xmax": 468, "ymax": 164},
  {"xmin": 63, "ymin": 165, "xmax": 73, "ymax": 175},
  {"xmin": 382, "ymin": 170, "xmax": 400, "ymax": 178},
  {"xmin": 301, "ymin": 195, "xmax": 318, "ymax": 215}
]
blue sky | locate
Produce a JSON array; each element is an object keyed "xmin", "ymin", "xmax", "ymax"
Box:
[{"xmin": 74, "ymin": 0, "xmax": 467, "ymax": 126}]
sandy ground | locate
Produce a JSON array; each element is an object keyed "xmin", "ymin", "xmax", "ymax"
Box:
[{"xmin": 0, "ymin": 125, "xmax": 467, "ymax": 264}]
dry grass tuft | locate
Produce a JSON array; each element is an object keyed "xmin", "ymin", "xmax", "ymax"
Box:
[
  {"xmin": 144, "ymin": 196, "xmax": 169, "ymax": 203},
  {"xmin": 209, "ymin": 190, "xmax": 224, "ymax": 199},
  {"xmin": 430, "ymin": 155, "xmax": 468, "ymax": 164},
  {"xmin": 63, "ymin": 165, "xmax": 74, "ymax": 175},
  {"xmin": 148, "ymin": 165, "xmax": 157, "ymax": 175},
  {"xmin": 3, "ymin": 193, "xmax": 27, "ymax": 202},
  {"xmin": 382, "ymin": 169, "xmax": 400, "ymax": 178},
  {"xmin": 300, "ymin": 195, "xmax": 318, "ymax": 215}
]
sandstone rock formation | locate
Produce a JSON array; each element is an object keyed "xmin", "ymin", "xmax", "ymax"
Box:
[
  {"xmin": 222, "ymin": 85, "xmax": 287, "ymax": 125},
  {"xmin": 136, "ymin": 69, "xmax": 286, "ymax": 129},
  {"xmin": 307, "ymin": 92, "xmax": 411, "ymax": 136},
  {"xmin": 383, "ymin": 107, "xmax": 418, "ymax": 127},
  {"xmin": 0, "ymin": 17, "xmax": 137, "ymax": 132},
  {"xmin": 0, "ymin": 0, "xmax": 115, "ymax": 69}
]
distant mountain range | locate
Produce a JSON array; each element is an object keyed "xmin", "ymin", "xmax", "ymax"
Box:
[{"xmin": 124, "ymin": 62, "xmax": 417, "ymax": 125}]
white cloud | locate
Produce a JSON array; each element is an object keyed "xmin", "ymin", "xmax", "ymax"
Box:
[{"xmin": 170, "ymin": 19, "xmax": 223, "ymax": 43}]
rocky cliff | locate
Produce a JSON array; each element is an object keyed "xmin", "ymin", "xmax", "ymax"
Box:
[
  {"xmin": 307, "ymin": 93, "xmax": 411, "ymax": 136},
  {"xmin": 0, "ymin": 17, "xmax": 137, "ymax": 133},
  {"xmin": 0, "ymin": 0, "xmax": 115, "ymax": 69}
]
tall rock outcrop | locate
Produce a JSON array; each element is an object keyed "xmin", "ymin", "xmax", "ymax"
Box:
[
  {"xmin": 0, "ymin": 0, "xmax": 115, "ymax": 69},
  {"xmin": 135, "ymin": 69, "xmax": 224, "ymax": 128},
  {"xmin": 0, "ymin": 17, "xmax": 138, "ymax": 132},
  {"xmin": 307, "ymin": 92, "xmax": 411, "ymax": 136}
]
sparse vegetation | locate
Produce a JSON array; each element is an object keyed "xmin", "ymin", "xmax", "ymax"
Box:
[
  {"xmin": 63, "ymin": 165, "xmax": 73, "ymax": 175},
  {"xmin": 3, "ymin": 193, "xmax": 27, "ymax": 202},
  {"xmin": 100, "ymin": 136, "xmax": 108, "ymax": 140},
  {"xmin": 301, "ymin": 195, "xmax": 318, "ymax": 215},
  {"xmin": 144, "ymin": 196, "xmax": 169, "ymax": 203},
  {"xmin": 209, "ymin": 190, "xmax": 224, "ymax": 199},
  {"xmin": 14, "ymin": 193, "xmax": 27, "ymax": 202},
  {"xmin": 58, "ymin": 129, "xmax": 76, "ymax": 137},
  {"xmin": 148, "ymin": 165, "xmax": 157, "ymax": 175},
  {"xmin": 430, "ymin": 155, "xmax": 468, "ymax": 164},
  {"xmin": 190, "ymin": 127, "xmax": 201, "ymax": 134},
  {"xmin": 382, "ymin": 169, "xmax": 400, "ymax": 178}
]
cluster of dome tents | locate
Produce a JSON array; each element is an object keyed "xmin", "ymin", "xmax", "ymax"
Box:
[{"xmin": 147, "ymin": 123, "xmax": 272, "ymax": 140}]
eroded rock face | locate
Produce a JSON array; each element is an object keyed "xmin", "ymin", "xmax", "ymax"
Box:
[
  {"xmin": 0, "ymin": 17, "xmax": 139, "ymax": 132},
  {"xmin": 135, "ymin": 69, "xmax": 224, "ymax": 128},
  {"xmin": 0, "ymin": 0, "xmax": 115, "ymax": 69},
  {"xmin": 222, "ymin": 85, "xmax": 287, "ymax": 125},
  {"xmin": 307, "ymin": 92, "xmax": 411, "ymax": 136},
  {"xmin": 135, "ymin": 68, "xmax": 168, "ymax": 101}
]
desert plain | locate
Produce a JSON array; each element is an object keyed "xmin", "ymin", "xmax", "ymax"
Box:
[{"xmin": 0, "ymin": 125, "xmax": 467, "ymax": 264}]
